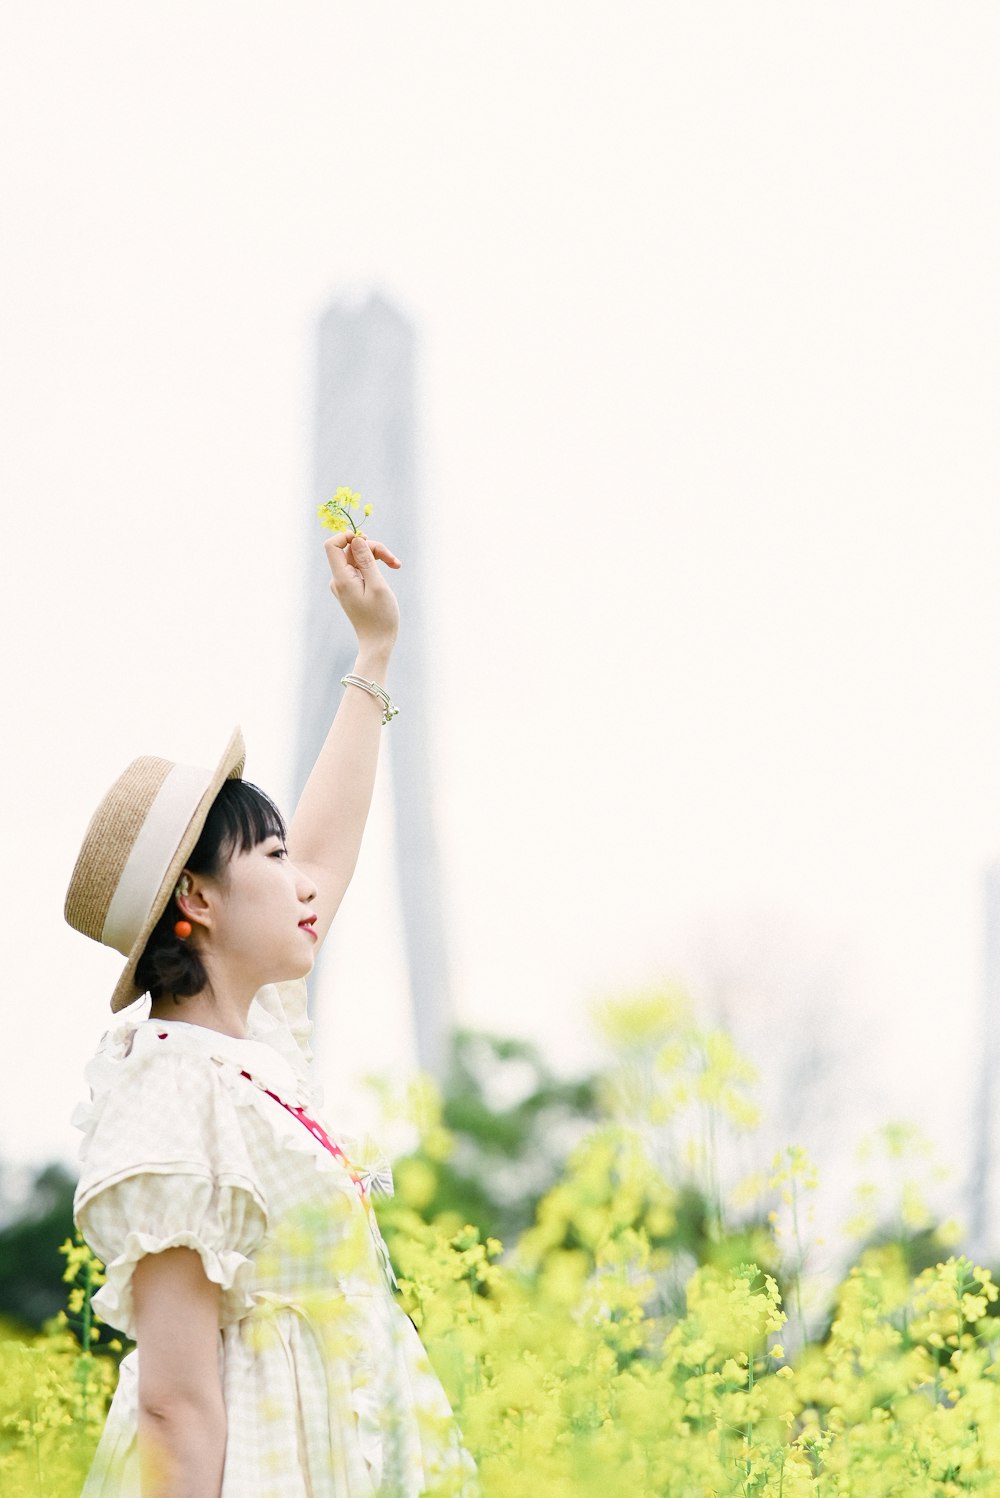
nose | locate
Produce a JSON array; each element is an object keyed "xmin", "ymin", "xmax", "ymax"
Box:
[{"xmin": 295, "ymin": 864, "xmax": 318, "ymax": 905}]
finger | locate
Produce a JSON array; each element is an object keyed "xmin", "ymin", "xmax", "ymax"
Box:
[
  {"xmin": 363, "ymin": 538, "xmax": 402, "ymax": 568},
  {"xmin": 324, "ymin": 535, "xmax": 355, "ymax": 575},
  {"xmin": 325, "ymin": 536, "xmax": 362, "ymax": 584}
]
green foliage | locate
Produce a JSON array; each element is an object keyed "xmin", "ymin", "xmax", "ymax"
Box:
[
  {"xmin": 371, "ymin": 1028, "xmax": 601, "ymax": 1246},
  {"xmin": 438, "ymin": 1028, "xmax": 600, "ymax": 1240}
]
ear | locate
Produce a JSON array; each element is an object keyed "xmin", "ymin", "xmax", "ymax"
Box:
[{"xmin": 174, "ymin": 870, "xmax": 214, "ymax": 930}]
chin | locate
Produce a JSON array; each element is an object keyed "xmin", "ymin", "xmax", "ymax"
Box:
[
  {"xmin": 289, "ymin": 948, "xmax": 317, "ymax": 979},
  {"xmin": 261, "ymin": 951, "xmax": 315, "ymax": 988}
]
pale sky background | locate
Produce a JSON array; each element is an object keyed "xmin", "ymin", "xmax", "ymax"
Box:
[{"xmin": 2, "ymin": 4, "xmax": 998, "ymax": 1238}]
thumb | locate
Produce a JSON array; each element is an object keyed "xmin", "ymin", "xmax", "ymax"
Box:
[{"xmin": 350, "ymin": 534, "xmax": 376, "ymax": 573}]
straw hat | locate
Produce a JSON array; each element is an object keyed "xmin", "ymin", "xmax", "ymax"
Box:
[{"xmin": 65, "ymin": 727, "xmax": 246, "ymax": 1012}]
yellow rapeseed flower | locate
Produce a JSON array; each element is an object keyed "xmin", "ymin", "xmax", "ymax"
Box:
[{"xmin": 316, "ymin": 486, "xmax": 370, "ymax": 534}]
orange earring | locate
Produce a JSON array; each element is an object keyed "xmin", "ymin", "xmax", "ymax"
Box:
[{"xmin": 173, "ymin": 873, "xmax": 193, "ymax": 939}]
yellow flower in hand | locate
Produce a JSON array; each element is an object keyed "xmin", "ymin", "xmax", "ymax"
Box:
[{"xmin": 317, "ymin": 487, "xmax": 371, "ymax": 535}]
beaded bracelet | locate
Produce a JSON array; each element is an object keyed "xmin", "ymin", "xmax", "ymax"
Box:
[{"xmin": 340, "ymin": 673, "xmax": 399, "ymax": 726}]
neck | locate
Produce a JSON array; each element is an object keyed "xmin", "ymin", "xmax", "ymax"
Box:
[{"xmin": 148, "ymin": 969, "xmax": 258, "ymax": 1038}]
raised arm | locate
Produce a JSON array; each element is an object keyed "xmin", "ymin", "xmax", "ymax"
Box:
[{"xmin": 287, "ymin": 531, "xmax": 401, "ymax": 943}]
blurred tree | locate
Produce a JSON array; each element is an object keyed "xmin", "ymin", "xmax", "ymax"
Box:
[
  {"xmin": 390, "ymin": 1028, "xmax": 601, "ymax": 1244},
  {"xmin": 383, "ymin": 1018, "xmax": 783, "ymax": 1307},
  {"xmin": 0, "ymin": 1163, "xmax": 76, "ymax": 1331}
]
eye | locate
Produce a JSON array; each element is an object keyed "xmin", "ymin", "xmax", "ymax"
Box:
[{"xmin": 269, "ymin": 844, "xmax": 289, "ymax": 860}]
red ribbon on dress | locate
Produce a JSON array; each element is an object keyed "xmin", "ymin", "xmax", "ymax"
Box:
[
  {"xmin": 239, "ymin": 1070, "xmax": 367, "ymax": 1199},
  {"xmin": 238, "ymin": 1068, "xmax": 399, "ymax": 1291}
]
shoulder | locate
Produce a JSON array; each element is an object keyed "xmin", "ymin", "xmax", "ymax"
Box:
[
  {"xmin": 75, "ymin": 1021, "xmax": 226, "ymax": 1132},
  {"xmin": 81, "ymin": 1021, "xmax": 240, "ymax": 1122},
  {"xmin": 73, "ymin": 1023, "xmax": 263, "ymax": 1215}
]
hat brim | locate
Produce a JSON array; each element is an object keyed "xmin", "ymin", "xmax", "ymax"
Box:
[{"xmin": 109, "ymin": 726, "xmax": 246, "ymax": 1012}]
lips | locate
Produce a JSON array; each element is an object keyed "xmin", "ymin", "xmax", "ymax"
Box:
[{"xmin": 299, "ymin": 917, "xmax": 318, "ymax": 941}]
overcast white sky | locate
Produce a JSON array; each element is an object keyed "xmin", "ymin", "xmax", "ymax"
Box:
[{"xmin": 2, "ymin": 4, "xmax": 998, "ymax": 1226}]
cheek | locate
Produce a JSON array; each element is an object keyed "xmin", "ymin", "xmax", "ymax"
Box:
[
  {"xmin": 238, "ymin": 879, "xmax": 292, "ymax": 937},
  {"xmin": 220, "ymin": 882, "xmax": 274, "ymax": 941}
]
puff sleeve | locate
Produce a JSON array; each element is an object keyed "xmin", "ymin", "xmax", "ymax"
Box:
[{"xmin": 73, "ymin": 1040, "xmax": 268, "ymax": 1339}]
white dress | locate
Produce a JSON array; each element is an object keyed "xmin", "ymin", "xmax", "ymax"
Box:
[{"xmin": 72, "ymin": 980, "xmax": 473, "ymax": 1497}]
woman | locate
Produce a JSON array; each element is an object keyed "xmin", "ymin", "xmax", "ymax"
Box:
[{"xmin": 65, "ymin": 529, "xmax": 473, "ymax": 1497}]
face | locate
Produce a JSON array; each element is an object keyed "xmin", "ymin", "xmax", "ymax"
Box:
[{"xmin": 193, "ymin": 834, "xmax": 319, "ymax": 989}]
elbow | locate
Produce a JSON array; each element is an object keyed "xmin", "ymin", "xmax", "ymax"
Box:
[
  {"xmin": 139, "ymin": 1386, "xmax": 227, "ymax": 1451},
  {"xmin": 139, "ymin": 1386, "xmax": 226, "ymax": 1424}
]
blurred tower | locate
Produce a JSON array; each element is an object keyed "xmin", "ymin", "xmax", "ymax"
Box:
[
  {"xmin": 968, "ymin": 862, "xmax": 1000, "ymax": 1255},
  {"xmin": 293, "ymin": 292, "xmax": 451, "ymax": 1082}
]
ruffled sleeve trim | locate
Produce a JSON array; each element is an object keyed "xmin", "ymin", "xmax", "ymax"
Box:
[{"xmin": 91, "ymin": 1223, "xmax": 259, "ymax": 1338}]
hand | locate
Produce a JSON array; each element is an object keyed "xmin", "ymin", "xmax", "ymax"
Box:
[{"xmin": 324, "ymin": 532, "xmax": 401, "ymax": 652}]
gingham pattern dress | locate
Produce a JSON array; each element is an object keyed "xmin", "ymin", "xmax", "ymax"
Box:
[{"xmin": 73, "ymin": 980, "xmax": 473, "ymax": 1497}]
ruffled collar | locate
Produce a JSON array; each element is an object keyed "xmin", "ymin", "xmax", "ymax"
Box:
[
  {"xmin": 132, "ymin": 1020, "xmax": 306, "ymax": 1104},
  {"xmin": 78, "ymin": 983, "xmax": 316, "ymax": 1117}
]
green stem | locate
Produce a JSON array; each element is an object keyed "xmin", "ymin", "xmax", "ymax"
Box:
[
  {"xmin": 325, "ymin": 501, "xmax": 358, "ymax": 534},
  {"xmin": 746, "ymin": 1344, "xmax": 754, "ymax": 1468},
  {"xmin": 81, "ymin": 1252, "xmax": 93, "ymax": 1356}
]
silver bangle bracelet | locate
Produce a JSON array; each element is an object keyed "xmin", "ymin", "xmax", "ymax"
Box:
[{"xmin": 340, "ymin": 674, "xmax": 399, "ymax": 726}]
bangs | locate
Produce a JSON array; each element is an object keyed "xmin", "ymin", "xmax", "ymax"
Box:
[{"xmin": 195, "ymin": 778, "xmax": 287, "ymax": 864}]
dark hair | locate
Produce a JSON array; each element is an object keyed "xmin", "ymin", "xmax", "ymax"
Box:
[{"xmin": 135, "ymin": 779, "xmax": 287, "ymax": 1002}]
